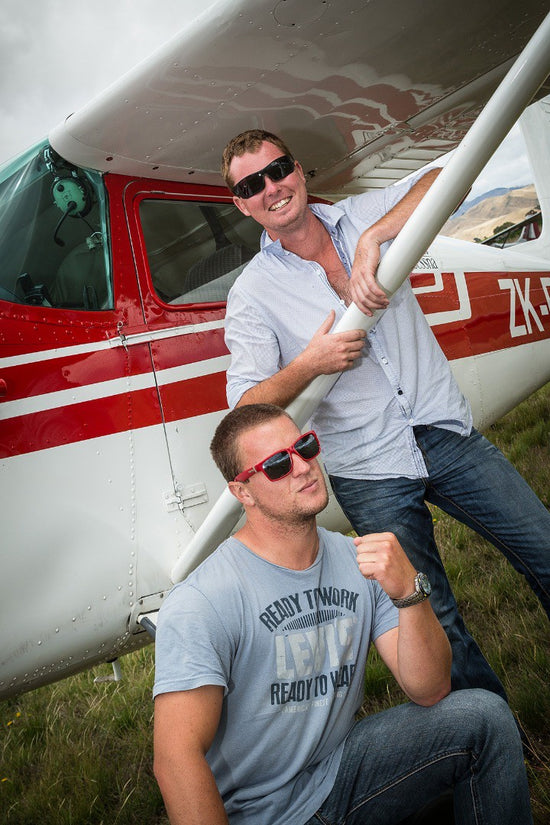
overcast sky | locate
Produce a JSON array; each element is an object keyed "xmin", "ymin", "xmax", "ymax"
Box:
[
  {"xmin": 0, "ymin": 0, "xmax": 204, "ymax": 163},
  {"xmin": 0, "ymin": 0, "xmax": 534, "ymax": 198}
]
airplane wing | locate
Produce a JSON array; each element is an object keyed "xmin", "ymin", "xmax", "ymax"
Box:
[{"xmin": 49, "ymin": 0, "xmax": 550, "ymax": 196}]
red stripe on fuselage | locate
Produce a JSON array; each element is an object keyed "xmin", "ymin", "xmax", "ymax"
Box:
[
  {"xmin": 0, "ymin": 372, "xmax": 228, "ymax": 459},
  {"xmin": 412, "ymin": 270, "xmax": 550, "ymax": 361},
  {"xmin": 159, "ymin": 372, "xmax": 228, "ymax": 423},
  {"xmin": 0, "ymin": 386, "xmax": 161, "ymax": 459},
  {"xmin": 3, "ymin": 271, "xmax": 550, "ymax": 458}
]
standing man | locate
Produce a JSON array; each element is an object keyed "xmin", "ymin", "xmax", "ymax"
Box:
[
  {"xmin": 221, "ymin": 128, "xmax": 550, "ymax": 700},
  {"xmin": 153, "ymin": 403, "xmax": 532, "ymax": 825}
]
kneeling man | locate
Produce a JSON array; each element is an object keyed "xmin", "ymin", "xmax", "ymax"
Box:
[{"xmin": 153, "ymin": 403, "xmax": 532, "ymax": 825}]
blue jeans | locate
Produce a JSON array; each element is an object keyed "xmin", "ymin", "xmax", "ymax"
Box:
[
  {"xmin": 305, "ymin": 690, "xmax": 532, "ymax": 825},
  {"xmin": 330, "ymin": 426, "xmax": 550, "ymax": 698}
]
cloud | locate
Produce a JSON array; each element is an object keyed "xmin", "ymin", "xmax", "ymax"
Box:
[
  {"xmin": 469, "ymin": 123, "xmax": 533, "ymax": 198},
  {"xmin": 421, "ymin": 120, "xmax": 534, "ymax": 203},
  {"xmin": 0, "ymin": 0, "xmax": 203, "ymax": 163}
]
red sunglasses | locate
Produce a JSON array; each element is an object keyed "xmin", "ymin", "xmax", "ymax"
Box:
[{"xmin": 234, "ymin": 431, "xmax": 321, "ymax": 483}]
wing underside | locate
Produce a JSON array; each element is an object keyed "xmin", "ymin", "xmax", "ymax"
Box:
[{"xmin": 49, "ymin": 0, "xmax": 550, "ymax": 195}]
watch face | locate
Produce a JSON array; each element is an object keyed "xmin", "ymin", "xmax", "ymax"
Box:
[{"xmin": 417, "ymin": 573, "xmax": 432, "ymax": 596}]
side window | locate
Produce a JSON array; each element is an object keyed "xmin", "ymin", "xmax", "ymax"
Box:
[
  {"xmin": 139, "ymin": 200, "xmax": 262, "ymax": 305},
  {"xmin": 0, "ymin": 142, "xmax": 112, "ymax": 311},
  {"xmin": 440, "ymin": 124, "xmax": 540, "ymax": 248}
]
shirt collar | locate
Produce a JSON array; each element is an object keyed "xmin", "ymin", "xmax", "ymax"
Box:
[{"xmin": 259, "ymin": 202, "xmax": 346, "ymax": 255}]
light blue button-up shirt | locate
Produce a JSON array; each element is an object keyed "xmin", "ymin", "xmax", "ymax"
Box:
[{"xmin": 225, "ymin": 182, "xmax": 472, "ymax": 480}]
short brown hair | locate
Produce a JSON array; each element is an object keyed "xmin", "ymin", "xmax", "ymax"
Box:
[
  {"xmin": 221, "ymin": 129, "xmax": 292, "ymax": 189},
  {"xmin": 210, "ymin": 404, "xmax": 292, "ymax": 482}
]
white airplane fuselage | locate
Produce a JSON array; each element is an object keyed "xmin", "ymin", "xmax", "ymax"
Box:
[
  {"xmin": 1, "ymin": 153, "xmax": 549, "ymax": 698},
  {"xmin": 1, "ymin": 1, "xmax": 550, "ymax": 699}
]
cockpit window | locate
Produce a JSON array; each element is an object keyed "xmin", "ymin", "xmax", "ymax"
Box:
[
  {"xmin": 0, "ymin": 141, "xmax": 112, "ymax": 310},
  {"xmin": 139, "ymin": 199, "xmax": 261, "ymax": 305}
]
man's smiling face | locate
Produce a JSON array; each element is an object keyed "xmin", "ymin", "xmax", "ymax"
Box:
[{"xmin": 229, "ymin": 141, "xmax": 309, "ymax": 240}]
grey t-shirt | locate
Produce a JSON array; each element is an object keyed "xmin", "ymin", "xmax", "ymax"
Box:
[{"xmin": 154, "ymin": 527, "xmax": 398, "ymax": 824}]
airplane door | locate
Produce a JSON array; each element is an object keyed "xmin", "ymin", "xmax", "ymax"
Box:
[{"xmin": 122, "ymin": 179, "xmax": 262, "ymax": 542}]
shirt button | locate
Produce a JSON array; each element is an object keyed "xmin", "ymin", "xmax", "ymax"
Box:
[{"xmin": 397, "ymin": 389, "xmax": 403, "ymax": 395}]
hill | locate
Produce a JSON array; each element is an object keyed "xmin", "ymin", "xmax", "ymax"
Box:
[
  {"xmin": 452, "ymin": 187, "xmax": 513, "ymax": 218},
  {"xmin": 441, "ymin": 184, "xmax": 539, "ymax": 242}
]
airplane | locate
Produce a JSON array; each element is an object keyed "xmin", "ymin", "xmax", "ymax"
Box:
[{"xmin": 1, "ymin": 0, "xmax": 550, "ymax": 701}]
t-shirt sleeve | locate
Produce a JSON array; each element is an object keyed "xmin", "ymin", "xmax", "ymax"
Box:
[
  {"xmin": 370, "ymin": 580, "xmax": 399, "ymax": 641},
  {"xmin": 153, "ymin": 584, "xmax": 234, "ymax": 699}
]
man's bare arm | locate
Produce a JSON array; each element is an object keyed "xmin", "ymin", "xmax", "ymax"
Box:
[
  {"xmin": 350, "ymin": 168, "xmax": 442, "ymax": 315},
  {"xmin": 355, "ymin": 532, "xmax": 451, "ymax": 706},
  {"xmin": 154, "ymin": 685, "xmax": 229, "ymax": 825},
  {"xmin": 236, "ymin": 310, "xmax": 366, "ymax": 408}
]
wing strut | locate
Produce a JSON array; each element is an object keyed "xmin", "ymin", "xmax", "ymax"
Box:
[{"xmin": 170, "ymin": 11, "xmax": 550, "ymax": 585}]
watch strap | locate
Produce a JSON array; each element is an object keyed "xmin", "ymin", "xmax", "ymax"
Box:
[
  {"xmin": 391, "ymin": 572, "xmax": 431, "ymax": 608},
  {"xmin": 391, "ymin": 589, "xmax": 429, "ymax": 608}
]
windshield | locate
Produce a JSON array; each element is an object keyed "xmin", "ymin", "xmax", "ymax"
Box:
[{"xmin": 0, "ymin": 141, "xmax": 112, "ymax": 310}]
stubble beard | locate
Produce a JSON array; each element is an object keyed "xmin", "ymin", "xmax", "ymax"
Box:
[{"xmin": 256, "ymin": 486, "xmax": 329, "ymax": 526}]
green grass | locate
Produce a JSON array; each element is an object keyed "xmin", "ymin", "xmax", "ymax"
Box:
[
  {"xmin": 1, "ymin": 648, "xmax": 166, "ymax": 825},
  {"xmin": 360, "ymin": 382, "xmax": 550, "ymax": 823},
  {"xmin": 2, "ymin": 384, "xmax": 549, "ymax": 824}
]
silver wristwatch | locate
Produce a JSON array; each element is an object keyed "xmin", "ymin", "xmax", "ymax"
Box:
[{"xmin": 391, "ymin": 572, "xmax": 432, "ymax": 608}]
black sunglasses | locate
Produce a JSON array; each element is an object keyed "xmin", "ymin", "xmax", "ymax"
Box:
[
  {"xmin": 234, "ymin": 431, "xmax": 321, "ymax": 482},
  {"xmin": 232, "ymin": 155, "xmax": 296, "ymax": 199}
]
